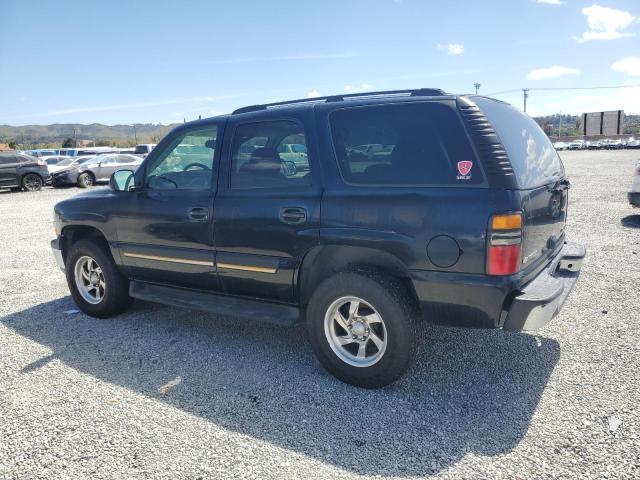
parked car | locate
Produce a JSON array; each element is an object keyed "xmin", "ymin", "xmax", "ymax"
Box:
[
  {"xmin": 553, "ymin": 141, "xmax": 566, "ymax": 151},
  {"xmin": 627, "ymin": 138, "xmax": 640, "ymax": 149},
  {"xmin": 51, "ymin": 89, "xmax": 585, "ymax": 388},
  {"xmin": 134, "ymin": 144, "xmax": 156, "ymax": 158},
  {"xmin": 51, "ymin": 153, "xmax": 141, "ymax": 188},
  {"xmin": 629, "ymin": 160, "xmax": 640, "ymax": 207},
  {"xmin": 606, "ymin": 139, "xmax": 624, "ymax": 150},
  {"xmin": 44, "ymin": 155, "xmax": 73, "ymax": 167},
  {"xmin": 0, "ymin": 152, "xmax": 51, "ymax": 191},
  {"xmin": 567, "ymin": 139, "xmax": 585, "ymax": 150},
  {"xmin": 48, "ymin": 155, "xmax": 95, "ymax": 175}
]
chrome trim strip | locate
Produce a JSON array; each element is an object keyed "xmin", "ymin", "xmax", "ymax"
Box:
[
  {"xmin": 216, "ymin": 262, "xmax": 277, "ymax": 274},
  {"xmin": 123, "ymin": 252, "xmax": 214, "ymax": 267}
]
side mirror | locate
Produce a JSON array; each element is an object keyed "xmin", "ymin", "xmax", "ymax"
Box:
[{"xmin": 109, "ymin": 170, "xmax": 135, "ymax": 192}]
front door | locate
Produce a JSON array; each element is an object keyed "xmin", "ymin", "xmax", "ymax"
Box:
[
  {"xmin": 113, "ymin": 124, "xmax": 222, "ymax": 290},
  {"xmin": 213, "ymin": 116, "xmax": 321, "ymax": 302}
]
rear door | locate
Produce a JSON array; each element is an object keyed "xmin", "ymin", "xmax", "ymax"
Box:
[
  {"xmin": 213, "ymin": 112, "xmax": 321, "ymax": 301},
  {"xmin": 475, "ymin": 97, "xmax": 568, "ymax": 268},
  {"xmin": 0, "ymin": 155, "xmax": 19, "ymax": 187}
]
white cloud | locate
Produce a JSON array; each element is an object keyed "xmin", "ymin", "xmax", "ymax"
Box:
[
  {"xmin": 343, "ymin": 84, "xmax": 375, "ymax": 93},
  {"xmin": 527, "ymin": 65, "xmax": 581, "ymax": 80},
  {"xmin": 612, "ymin": 57, "xmax": 640, "ymax": 76},
  {"xmin": 437, "ymin": 43, "xmax": 464, "ymax": 55},
  {"xmin": 575, "ymin": 5, "xmax": 636, "ymax": 42},
  {"xmin": 536, "ymin": 0, "xmax": 563, "ymax": 5},
  {"xmin": 307, "ymin": 89, "xmax": 321, "ymax": 98}
]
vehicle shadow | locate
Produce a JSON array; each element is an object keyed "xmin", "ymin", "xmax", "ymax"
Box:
[
  {"xmin": 2, "ymin": 298, "xmax": 560, "ymax": 476},
  {"xmin": 621, "ymin": 214, "xmax": 640, "ymax": 229}
]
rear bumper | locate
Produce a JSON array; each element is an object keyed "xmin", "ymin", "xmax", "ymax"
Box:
[
  {"xmin": 502, "ymin": 242, "xmax": 586, "ymax": 332},
  {"xmin": 628, "ymin": 191, "xmax": 640, "ymax": 207},
  {"xmin": 51, "ymin": 237, "xmax": 65, "ymax": 271}
]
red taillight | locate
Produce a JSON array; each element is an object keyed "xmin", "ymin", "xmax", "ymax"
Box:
[
  {"xmin": 487, "ymin": 212, "xmax": 523, "ymax": 276},
  {"xmin": 488, "ymin": 244, "xmax": 521, "ymax": 275}
]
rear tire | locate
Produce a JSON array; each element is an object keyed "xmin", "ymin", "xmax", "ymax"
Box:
[
  {"xmin": 21, "ymin": 174, "xmax": 43, "ymax": 191},
  {"xmin": 77, "ymin": 172, "xmax": 94, "ymax": 188},
  {"xmin": 306, "ymin": 272, "xmax": 418, "ymax": 388},
  {"xmin": 65, "ymin": 239, "xmax": 132, "ymax": 318}
]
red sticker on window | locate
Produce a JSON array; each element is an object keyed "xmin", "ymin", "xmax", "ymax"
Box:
[{"xmin": 457, "ymin": 160, "xmax": 473, "ymax": 176}]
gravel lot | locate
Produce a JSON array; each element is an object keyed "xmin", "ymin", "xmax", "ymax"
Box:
[{"xmin": 1, "ymin": 150, "xmax": 639, "ymax": 479}]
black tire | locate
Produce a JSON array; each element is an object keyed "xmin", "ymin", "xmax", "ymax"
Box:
[
  {"xmin": 77, "ymin": 172, "xmax": 94, "ymax": 188},
  {"xmin": 21, "ymin": 173, "xmax": 43, "ymax": 192},
  {"xmin": 65, "ymin": 239, "xmax": 132, "ymax": 318},
  {"xmin": 306, "ymin": 272, "xmax": 418, "ymax": 388}
]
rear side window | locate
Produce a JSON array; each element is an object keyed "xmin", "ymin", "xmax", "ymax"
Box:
[
  {"xmin": 230, "ymin": 121, "xmax": 312, "ymax": 189},
  {"xmin": 330, "ymin": 102, "xmax": 482, "ymax": 186},
  {"xmin": 474, "ymin": 97, "xmax": 563, "ymax": 188}
]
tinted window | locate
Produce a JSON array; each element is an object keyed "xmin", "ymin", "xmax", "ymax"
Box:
[
  {"xmin": 474, "ymin": 97, "xmax": 563, "ymax": 188},
  {"xmin": 134, "ymin": 145, "xmax": 149, "ymax": 154},
  {"xmin": 145, "ymin": 126, "xmax": 217, "ymax": 190},
  {"xmin": 0, "ymin": 155, "xmax": 17, "ymax": 165},
  {"xmin": 330, "ymin": 102, "xmax": 482, "ymax": 185},
  {"xmin": 230, "ymin": 121, "xmax": 311, "ymax": 189}
]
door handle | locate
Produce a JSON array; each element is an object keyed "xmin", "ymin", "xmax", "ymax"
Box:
[
  {"xmin": 279, "ymin": 207, "xmax": 307, "ymax": 225},
  {"xmin": 187, "ymin": 207, "xmax": 209, "ymax": 222}
]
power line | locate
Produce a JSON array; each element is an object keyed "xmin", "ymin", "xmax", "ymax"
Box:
[{"xmin": 485, "ymin": 84, "xmax": 640, "ymax": 96}]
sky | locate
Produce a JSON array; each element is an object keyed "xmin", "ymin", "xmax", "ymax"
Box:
[{"xmin": 0, "ymin": 0, "xmax": 639, "ymax": 125}]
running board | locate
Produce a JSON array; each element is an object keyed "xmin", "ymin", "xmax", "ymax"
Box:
[{"xmin": 129, "ymin": 281, "xmax": 301, "ymax": 326}]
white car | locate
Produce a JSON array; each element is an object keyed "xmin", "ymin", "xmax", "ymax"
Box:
[
  {"xmin": 629, "ymin": 160, "xmax": 640, "ymax": 207},
  {"xmin": 47, "ymin": 155, "xmax": 96, "ymax": 174}
]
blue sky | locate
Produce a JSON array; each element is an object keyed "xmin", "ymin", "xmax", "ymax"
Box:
[{"xmin": 0, "ymin": 0, "xmax": 639, "ymax": 125}]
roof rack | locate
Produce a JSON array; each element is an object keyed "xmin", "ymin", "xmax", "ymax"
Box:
[{"xmin": 232, "ymin": 88, "xmax": 448, "ymax": 114}]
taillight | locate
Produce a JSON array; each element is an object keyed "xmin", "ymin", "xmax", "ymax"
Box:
[{"xmin": 487, "ymin": 212, "xmax": 523, "ymax": 276}]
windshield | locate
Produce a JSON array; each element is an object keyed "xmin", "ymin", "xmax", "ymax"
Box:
[{"xmin": 57, "ymin": 158, "xmax": 74, "ymax": 167}]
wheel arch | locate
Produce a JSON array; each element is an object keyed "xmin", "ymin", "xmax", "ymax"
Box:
[
  {"xmin": 297, "ymin": 245, "xmax": 420, "ymax": 309},
  {"xmin": 61, "ymin": 225, "xmax": 111, "ymax": 262}
]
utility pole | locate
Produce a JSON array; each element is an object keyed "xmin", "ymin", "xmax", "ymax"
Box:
[
  {"xmin": 474, "ymin": 82, "xmax": 481, "ymax": 95},
  {"xmin": 558, "ymin": 111, "xmax": 563, "ymax": 137},
  {"xmin": 523, "ymin": 89, "xmax": 529, "ymax": 113},
  {"xmin": 133, "ymin": 125, "xmax": 138, "ymax": 144}
]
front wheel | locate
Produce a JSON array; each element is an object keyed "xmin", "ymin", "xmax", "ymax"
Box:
[
  {"xmin": 306, "ymin": 272, "xmax": 418, "ymax": 388},
  {"xmin": 77, "ymin": 172, "xmax": 94, "ymax": 188},
  {"xmin": 66, "ymin": 239, "xmax": 132, "ymax": 318}
]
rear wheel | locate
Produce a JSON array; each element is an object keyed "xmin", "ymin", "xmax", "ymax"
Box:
[
  {"xmin": 21, "ymin": 174, "xmax": 43, "ymax": 191},
  {"xmin": 66, "ymin": 239, "xmax": 132, "ymax": 318},
  {"xmin": 306, "ymin": 272, "xmax": 417, "ymax": 388},
  {"xmin": 77, "ymin": 172, "xmax": 94, "ymax": 188}
]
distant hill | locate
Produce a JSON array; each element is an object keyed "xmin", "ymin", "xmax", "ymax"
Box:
[{"xmin": 0, "ymin": 123, "xmax": 180, "ymax": 148}]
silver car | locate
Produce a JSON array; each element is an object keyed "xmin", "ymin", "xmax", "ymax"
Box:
[{"xmin": 51, "ymin": 153, "xmax": 142, "ymax": 188}]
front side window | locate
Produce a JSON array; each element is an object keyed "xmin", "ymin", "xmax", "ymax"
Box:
[
  {"xmin": 145, "ymin": 126, "xmax": 218, "ymax": 190},
  {"xmin": 230, "ymin": 121, "xmax": 311, "ymax": 189},
  {"xmin": 330, "ymin": 102, "xmax": 482, "ymax": 186}
]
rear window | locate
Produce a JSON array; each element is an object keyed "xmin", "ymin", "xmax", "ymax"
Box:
[
  {"xmin": 474, "ymin": 97, "xmax": 563, "ymax": 188},
  {"xmin": 330, "ymin": 102, "xmax": 482, "ymax": 186}
]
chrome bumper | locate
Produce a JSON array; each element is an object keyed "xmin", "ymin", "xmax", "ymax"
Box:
[
  {"xmin": 51, "ymin": 237, "xmax": 65, "ymax": 271},
  {"xmin": 503, "ymin": 242, "xmax": 586, "ymax": 332}
]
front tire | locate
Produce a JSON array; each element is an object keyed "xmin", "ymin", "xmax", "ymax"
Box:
[
  {"xmin": 77, "ymin": 172, "xmax": 94, "ymax": 188},
  {"xmin": 306, "ymin": 272, "xmax": 418, "ymax": 388},
  {"xmin": 65, "ymin": 239, "xmax": 132, "ymax": 318}
]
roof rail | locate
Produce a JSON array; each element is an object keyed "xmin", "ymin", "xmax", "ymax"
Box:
[{"xmin": 231, "ymin": 88, "xmax": 448, "ymax": 114}]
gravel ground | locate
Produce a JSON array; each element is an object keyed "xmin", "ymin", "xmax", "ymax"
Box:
[{"xmin": 1, "ymin": 150, "xmax": 639, "ymax": 479}]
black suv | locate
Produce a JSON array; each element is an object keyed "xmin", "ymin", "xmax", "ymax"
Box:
[
  {"xmin": 51, "ymin": 89, "xmax": 585, "ymax": 388},
  {"xmin": 0, "ymin": 152, "xmax": 51, "ymax": 191}
]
